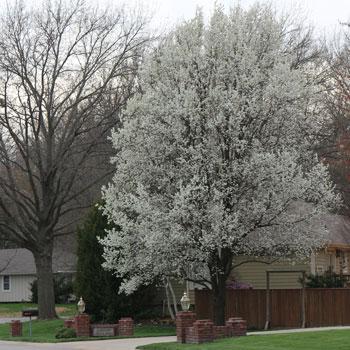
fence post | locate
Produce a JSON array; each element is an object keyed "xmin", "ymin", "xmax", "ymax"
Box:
[
  {"xmin": 264, "ymin": 271, "xmax": 270, "ymax": 330},
  {"xmin": 301, "ymin": 271, "xmax": 306, "ymax": 328}
]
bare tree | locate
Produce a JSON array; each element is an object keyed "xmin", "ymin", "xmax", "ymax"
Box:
[
  {"xmin": 0, "ymin": 0, "xmax": 149, "ymax": 318},
  {"xmin": 319, "ymin": 26, "xmax": 350, "ymax": 214}
]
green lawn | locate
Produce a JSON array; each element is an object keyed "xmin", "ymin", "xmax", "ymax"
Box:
[
  {"xmin": 138, "ymin": 330, "xmax": 350, "ymax": 350},
  {"xmin": 0, "ymin": 318, "xmax": 176, "ymax": 342},
  {"xmin": 0, "ymin": 303, "xmax": 76, "ymax": 318}
]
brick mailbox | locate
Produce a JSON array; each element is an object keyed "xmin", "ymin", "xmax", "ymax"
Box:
[{"xmin": 10, "ymin": 320, "xmax": 22, "ymax": 337}]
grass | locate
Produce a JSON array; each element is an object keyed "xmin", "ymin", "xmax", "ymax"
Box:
[
  {"xmin": 0, "ymin": 318, "xmax": 176, "ymax": 343},
  {"xmin": 0, "ymin": 303, "xmax": 76, "ymax": 318},
  {"xmin": 138, "ymin": 330, "xmax": 350, "ymax": 350}
]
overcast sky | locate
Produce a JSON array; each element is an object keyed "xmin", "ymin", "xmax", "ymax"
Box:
[
  {"xmin": 121, "ymin": 0, "xmax": 350, "ymax": 36},
  {"xmin": 1, "ymin": 0, "xmax": 349, "ymax": 37}
]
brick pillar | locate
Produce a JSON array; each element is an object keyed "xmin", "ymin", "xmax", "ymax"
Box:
[
  {"xmin": 74, "ymin": 314, "xmax": 90, "ymax": 337},
  {"xmin": 226, "ymin": 317, "xmax": 247, "ymax": 337},
  {"xmin": 118, "ymin": 317, "xmax": 134, "ymax": 336},
  {"xmin": 176, "ymin": 311, "xmax": 196, "ymax": 343},
  {"xmin": 10, "ymin": 320, "xmax": 22, "ymax": 337}
]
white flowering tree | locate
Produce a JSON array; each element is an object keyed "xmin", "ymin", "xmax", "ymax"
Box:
[{"xmin": 101, "ymin": 5, "xmax": 340, "ymax": 325}]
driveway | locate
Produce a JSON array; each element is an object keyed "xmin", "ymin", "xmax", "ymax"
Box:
[
  {"xmin": 0, "ymin": 336, "xmax": 176, "ymax": 350},
  {"xmin": 0, "ymin": 317, "xmax": 36, "ymax": 324}
]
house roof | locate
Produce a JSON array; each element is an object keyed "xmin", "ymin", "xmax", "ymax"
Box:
[
  {"xmin": 0, "ymin": 248, "xmax": 76, "ymax": 275},
  {"xmin": 1, "ymin": 213, "xmax": 350, "ymax": 276},
  {"xmin": 324, "ymin": 214, "xmax": 350, "ymax": 249}
]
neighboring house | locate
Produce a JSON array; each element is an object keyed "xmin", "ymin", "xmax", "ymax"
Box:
[
  {"xmin": 232, "ymin": 214, "xmax": 350, "ymax": 289},
  {"xmin": 187, "ymin": 213, "xmax": 350, "ymax": 307},
  {"xmin": 0, "ymin": 248, "xmax": 76, "ymax": 302}
]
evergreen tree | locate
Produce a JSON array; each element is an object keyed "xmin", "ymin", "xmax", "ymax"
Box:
[{"xmin": 75, "ymin": 204, "xmax": 155, "ymax": 322}]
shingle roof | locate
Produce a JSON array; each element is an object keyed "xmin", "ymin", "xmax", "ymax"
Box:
[
  {"xmin": 1, "ymin": 213, "xmax": 350, "ymax": 276},
  {"xmin": 0, "ymin": 248, "xmax": 76, "ymax": 275},
  {"xmin": 324, "ymin": 214, "xmax": 350, "ymax": 247}
]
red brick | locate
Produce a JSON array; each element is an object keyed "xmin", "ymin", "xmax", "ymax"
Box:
[
  {"xmin": 226, "ymin": 317, "xmax": 247, "ymax": 337},
  {"xmin": 64, "ymin": 319, "xmax": 74, "ymax": 329},
  {"xmin": 74, "ymin": 314, "xmax": 91, "ymax": 337},
  {"xmin": 176, "ymin": 311, "xmax": 196, "ymax": 343},
  {"xmin": 10, "ymin": 320, "xmax": 22, "ymax": 337},
  {"xmin": 186, "ymin": 319, "xmax": 214, "ymax": 344},
  {"xmin": 118, "ymin": 317, "xmax": 134, "ymax": 337},
  {"xmin": 213, "ymin": 325, "xmax": 230, "ymax": 339}
]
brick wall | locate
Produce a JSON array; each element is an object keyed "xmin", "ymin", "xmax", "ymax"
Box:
[
  {"xmin": 226, "ymin": 317, "xmax": 247, "ymax": 337},
  {"xmin": 213, "ymin": 325, "xmax": 230, "ymax": 338},
  {"xmin": 176, "ymin": 312, "xmax": 247, "ymax": 344},
  {"xmin": 186, "ymin": 320, "xmax": 214, "ymax": 343}
]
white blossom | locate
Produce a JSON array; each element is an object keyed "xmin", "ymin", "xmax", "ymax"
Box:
[{"xmin": 100, "ymin": 5, "xmax": 340, "ymax": 299}]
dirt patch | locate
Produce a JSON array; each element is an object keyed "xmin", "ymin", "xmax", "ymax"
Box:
[
  {"xmin": 55, "ymin": 307, "xmax": 68, "ymax": 313},
  {"xmin": 0, "ymin": 311, "xmax": 21, "ymax": 317}
]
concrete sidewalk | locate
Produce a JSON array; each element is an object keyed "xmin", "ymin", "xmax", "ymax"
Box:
[{"xmin": 248, "ymin": 325, "xmax": 350, "ymax": 335}]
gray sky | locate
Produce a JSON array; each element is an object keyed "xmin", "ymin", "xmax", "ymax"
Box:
[
  {"xmin": 1, "ymin": 0, "xmax": 350, "ymax": 36},
  {"xmin": 124, "ymin": 0, "xmax": 350, "ymax": 36}
]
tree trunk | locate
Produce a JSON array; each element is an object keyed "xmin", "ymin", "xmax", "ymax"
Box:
[
  {"xmin": 164, "ymin": 282, "xmax": 175, "ymax": 320},
  {"xmin": 34, "ymin": 252, "xmax": 57, "ymax": 319},
  {"xmin": 210, "ymin": 248, "xmax": 233, "ymax": 326},
  {"xmin": 212, "ymin": 274, "xmax": 227, "ymax": 326},
  {"xmin": 167, "ymin": 277, "xmax": 179, "ymax": 314}
]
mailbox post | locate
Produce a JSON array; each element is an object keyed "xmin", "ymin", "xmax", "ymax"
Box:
[{"xmin": 22, "ymin": 309, "xmax": 38, "ymax": 337}]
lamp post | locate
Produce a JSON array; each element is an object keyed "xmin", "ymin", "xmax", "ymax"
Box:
[
  {"xmin": 77, "ymin": 297, "xmax": 86, "ymax": 314},
  {"xmin": 180, "ymin": 291, "xmax": 191, "ymax": 312}
]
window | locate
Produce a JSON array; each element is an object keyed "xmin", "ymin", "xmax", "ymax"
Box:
[{"xmin": 2, "ymin": 275, "xmax": 10, "ymax": 291}]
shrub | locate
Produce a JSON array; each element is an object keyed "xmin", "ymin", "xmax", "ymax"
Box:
[
  {"xmin": 133, "ymin": 306, "xmax": 164, "ymax": 321},
  {"xmin": 55, "ymin": 327, "xmax": 76, "ymax": 339},
  {"xmin": 30, "ymin": 275, "xmax": 74, "ymax": 303},
  {"xmin": 74, "ymin": 203, "xmax": 157, "ymax": 323},
  {"xmin": 302, "ymin": 270, "xmax": 347, "ymax": 288}
]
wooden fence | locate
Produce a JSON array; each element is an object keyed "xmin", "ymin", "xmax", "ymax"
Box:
[{"xmin": 195, "ymin": 288, "xmax": 350, "ymax": 329}]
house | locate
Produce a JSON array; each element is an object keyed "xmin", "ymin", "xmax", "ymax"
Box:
[
  {"xmin": 184, "ymin": 213, "xmax": 350, "ymax": 311},
  {"xmin": 230, "ymin": 213, "xmax": 350, "ymax": 289},
  {"xmin": 0, "ymin": 248, "xmax": 76, "ymax": 302}
]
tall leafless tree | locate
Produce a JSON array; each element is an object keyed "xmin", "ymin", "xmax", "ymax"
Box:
[
  {"xmin": 0, "ymin": 0, "xmax": 149, "ymax": 318},
  {"xmin": 319, "ymin": 25, "xmax": 350, "ymax": 214}
]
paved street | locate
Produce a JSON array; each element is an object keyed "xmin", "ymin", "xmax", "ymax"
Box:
[
  {"xmin": 0, "ymin": 336, "xmax": 176, "ymax": 350},
  {"xmin": 0, "ymin": 318, "xmax": 37, "ymax": 325}
]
